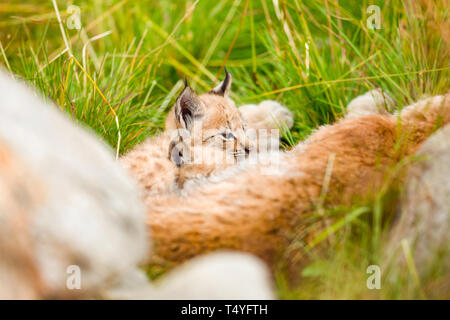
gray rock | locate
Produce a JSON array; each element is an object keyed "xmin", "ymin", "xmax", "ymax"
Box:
[
  {"xmin": 0, "ymin": 70, "xmax": 148, "ymax": 297},
  {"xmin": 384, "ymin": 124, "xmax": 450, "ymax": 279}
]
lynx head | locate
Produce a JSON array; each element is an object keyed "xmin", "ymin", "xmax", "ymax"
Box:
[{"xmin": 167, "ymin": 70, "xmax": 252, "ymax": 167}]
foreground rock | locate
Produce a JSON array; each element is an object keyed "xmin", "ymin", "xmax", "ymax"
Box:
[{"xmin": 384, "ymin": 124, "xmax": 450, "ymax": 293}]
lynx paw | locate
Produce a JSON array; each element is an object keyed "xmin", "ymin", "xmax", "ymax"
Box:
[
  {"xmin": 346, "ymin": 89, "xmax": 396, "ymax": 118},
  {"xmin": 239, "ymin": 100, "xmax": 294, "ymax": 130},
  {"xmin": 106, "ymin": 252, "xmax": 275, "ymax": 299}
]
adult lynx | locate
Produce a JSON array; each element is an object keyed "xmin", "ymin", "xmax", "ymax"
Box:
[{"xmin": 146, "ymin": 92, "xmax": 450, "ymax": 267}]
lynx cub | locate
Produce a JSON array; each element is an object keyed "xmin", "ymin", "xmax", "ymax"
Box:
[
  {"xmin": 121, "ymin": 71, "xmax": 248, "ymax": 195},
  {"xmin": 121, "ymin": 70, "xmax": 293, "ymax": 195}
]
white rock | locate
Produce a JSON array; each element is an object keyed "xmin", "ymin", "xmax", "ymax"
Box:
[
  {"xmin": 0, "ymin": 70, "xmax": 148, "ymax": 297},
  {"xmin": 384, "ymin": 124, "xmax": 450, "ymax": 278}
]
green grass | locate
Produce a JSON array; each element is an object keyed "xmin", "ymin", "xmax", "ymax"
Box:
[{"xmin": 1, "ymin": 0, "xmax": 449, "ymax": 299}]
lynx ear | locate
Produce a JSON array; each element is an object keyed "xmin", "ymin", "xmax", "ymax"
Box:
[
  {"xmin": 210, "ymin": 68, "xmax": 232, "ymax": 97},
  {"xmin": 168, "ymin": 139, "xmax": 185, "ymax": 167},
  {"xmin": 168, "ymin": 130, "xmax": 191, "ymax": 167},
  {"xmin": 175, "ymin": 84, "xmax": 205, "ymax": 130}
]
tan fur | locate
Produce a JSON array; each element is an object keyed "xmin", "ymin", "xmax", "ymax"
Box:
[
  {"xmin": 239, "ymin": 100, "xmax": 293, "ymax": 152},
  {"xmin": 145, "ymin": 93, "xmax": 450, "ymax": 267},
  {"xmin": 121, "ymin": 89, "xmax": 253, "ymax": 196},
  {"xmin": 120, "ymin": 134, "xmax": 179, "ymax": 196},
  {"xmin": 121, "ymin": 70, "xmax": 297, "ymax": 196},
  {"xmin": 166, "ymin": 91, "xmax": 251, "ymax": 157}
]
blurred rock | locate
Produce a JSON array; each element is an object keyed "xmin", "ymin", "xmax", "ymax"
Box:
[
  {"xmin": 384, "ymin": 124, "xmax": 450, "ymax": 279},
  {"xmin": 0, "ymin": 70, "xmax": 148, "ymax": 298}
]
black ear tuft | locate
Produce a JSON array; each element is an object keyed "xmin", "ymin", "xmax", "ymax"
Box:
[
  {"xmin": 210, "ymin": 68, "xmax": 232, "ymax": 97},
  {"xmin": 220, "ymin": 68, "xmax": 230, "ymax": 93}
]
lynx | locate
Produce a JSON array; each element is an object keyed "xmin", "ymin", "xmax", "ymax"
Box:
[
  {"xmin": 121, "ymin": 71, "xmax": 250, "ymax": 196},
  {"xmin": 145, "ymin": 92, "xmax": 450, "ymax": 269},
  {"xmin": 121, "ymin": 70, "xmax": 293, "ymax": 195}
]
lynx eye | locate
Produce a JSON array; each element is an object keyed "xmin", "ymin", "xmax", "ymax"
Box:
[{"xmin": 220, "ymin": 131, "xmax": 235, "ymax": 140}]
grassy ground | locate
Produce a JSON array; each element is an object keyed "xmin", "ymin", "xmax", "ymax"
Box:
[{"xmin": 1, "ymin": 0, "xmax": 448, "ymax": 299}]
